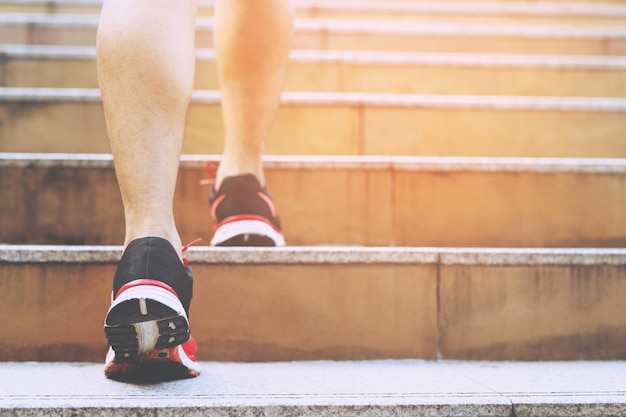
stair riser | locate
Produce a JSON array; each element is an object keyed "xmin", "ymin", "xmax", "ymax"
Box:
[
  {"xmin": 1, "ymin": 23, "xmax": 624, "ymax": 55},
  {"xmin": 4, "ymin": 56, "xmax": 626, "ymax": 98},
  {"xmin": 1, "ymin": 99, "xmax": 625, "ymax": 157},
  {"xmin": 1, "ymin": 258, "xmax": 624, "ymax": 361},
  {"xmin": 316, "ymin": 34, "xmax": 623, "ymax": 56},
  {"xmin": 439, "ymin": 264, "xmax": 626, "ymax": 360},
  {"xmin": 1, "ymin": 164, "xmax": 625, "ymax": 247},
  {"xmin": 0, "ymin": 262, "xmax": 438, "ymax": 362}
]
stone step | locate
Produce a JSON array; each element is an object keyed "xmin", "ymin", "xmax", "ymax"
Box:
[
  {"xmin": 1, "ymin": 361, "xmax": 625, "ymax": 416},
  {"xmin": 1, "ymin": 14, "xmax": 625, "ymax": 54},
  {"xmin": 1, "ymin": 153, "xmax": 625, "ymax": 247},
  {"xmin": 1, "ymin": 88, "xmax": 625, "ymax": 157},
  {"xmin": 1, "ymin": 244, "xmax": 624, "ymax": 361},
  {"xmin": 3, "ymin": 45, "xmax": 626, "ymax": 98},
  {"xmin": 2, "ymin": 0, "xmax": 626, "ymax": 26}
]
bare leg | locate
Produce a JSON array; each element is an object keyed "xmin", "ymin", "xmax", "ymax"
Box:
[
  {"xmin": 96, "ymin": 0, "xmax": 198, "ymax": 256},
  {"xmin": 213, "ymin": 0, "xmax": 294, "ymax": 189}
]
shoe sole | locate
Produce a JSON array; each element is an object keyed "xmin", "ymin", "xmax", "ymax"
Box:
[
  {"xmin": 211, "ymin": 219, "xmax": 285, "ymax": 246},
  {"xmin": 104, "ymin": 284, "xmax": 190, "ymax": 363}
]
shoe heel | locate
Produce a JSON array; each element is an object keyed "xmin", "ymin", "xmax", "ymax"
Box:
[
  {"xmin": 105, "ymin": 313, "xmax": 190, "ymax": 360},
  {"xmin": 105, "ymin": 288, "xmax": 191, "ymax": 359}
]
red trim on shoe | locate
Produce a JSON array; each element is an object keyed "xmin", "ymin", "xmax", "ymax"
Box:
[
  {"xmin": 257, "ymin": 191, "xmax": 278, "ymax": 218},
  {"xmin": 146, "ymin": 338, "xmax": 199, "ymax": 377},
  {"xmin": 104, "ymin": 347, "xmax": 137, "ymax": 377},
  {"xmin": 181, "ymin": 337, "xmax": 198, "ymax": 362},
  {"xmin": 105, "ymin": 338, "xmax": 200, "ymax": 379},
  {"xmin": 144, "ymin": 337, "xmax": 198, "ymax": 363},
  {"xmin": 210, "ymin": 190, "xmax": 278, "ymax": 222},
  {"xmin": 210, "ymin": 193, "xmax": 227, "ymax": 222},
  {"xmin": 114, "ymin": 279, "xmax": 179, "ymax": 300},
  {"xmin": 104, "ymin": 360, "xmax": 137, "ymax": 377},
  {"xmin": 214, "ymin": 214, "xmax": 282, "ymax": 233}
]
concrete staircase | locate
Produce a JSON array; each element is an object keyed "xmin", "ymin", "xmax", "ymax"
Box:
[{"xmin": 1, "ymin": 0, "xmax": 625, "ymax": 414}]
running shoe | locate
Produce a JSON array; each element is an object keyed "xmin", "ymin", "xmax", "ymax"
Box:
[
  {"xmin": 209, "ymin": 172, "xmax": 285, "ymax": 247},
  {"xmin": 104, "ymin": 237, "xmax": 201, "ymax": 381}
]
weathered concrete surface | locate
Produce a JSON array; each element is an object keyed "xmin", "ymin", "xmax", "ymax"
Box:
[{"xmin": 0, "ymin": 361, "xmax": 625, "ymax": 416}]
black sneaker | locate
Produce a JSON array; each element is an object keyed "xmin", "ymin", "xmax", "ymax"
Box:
[
  {"xmin": 209, "ymin": 173, "xmax": 285, "ymax": 246},
  {"xmin": 103, "ymin": 237, "xmax": 201, "ymax": 381}
]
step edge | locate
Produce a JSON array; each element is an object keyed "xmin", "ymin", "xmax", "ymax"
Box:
[
  {"xmin": 0, "ymin": 152, "xmax": 626, "ymax": 174},
  {"xmin": 2, "ymin": 153, "xmax": 626, "ymax": 173},
  {"xmin": 2, "ymin": 14, "xmax": 626, "ymax": 39},
  {"xmin": 1, "ymin": 245, "xmax": 625, "ymax": 266},
  {"xmin": 291, "ymin": 0, "xmax": 626, "ymax": 18},
  {"xmin": 288, "ymin": 50, "xmax": 626, "ymax": 69},
  {"xmin": 3, "ymin": 87, "xmax": 626, "ymax": 112},
  {"xmin": 282, "ymin": 18, "xmax": 626, "ymax": 39},
  {"xmin": 4, "ymin": 0, "xmax": 626, "ymax": 17},
  {"xmin": 5, "ymin": 45, "xmax": 626, "ymax": 70}
]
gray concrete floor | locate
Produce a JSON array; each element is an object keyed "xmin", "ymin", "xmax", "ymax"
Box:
[{"xmin": 1, "ymin": 360, "xmax": 625, "ymax": 416}]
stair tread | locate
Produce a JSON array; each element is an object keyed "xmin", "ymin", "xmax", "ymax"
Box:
[
  {"xmin": 3, "ymin": 0, "xmax": 626, "ymax": 18},
  {"xmin": 3, "ymin": 14, "xmax": 622, "ymax": 54},
  {"xmin": 5, "ymin": 44, "xmax": 626, "ymax": 69},
  {"xmin": 3, "ymin": 0, "xmax": 626, "ymax": 13},
  {"xmin": 2, "ymin": 152, "xmax": 625, "ymax": 172},
  {"xmin": 1, "ymin": 360, "xmax": 625, "ymax": 414},
  {"xmin": 1, "ymin": 245, "xmax": 626, "ymax": 265},
  {"xmin": 2, "ymin": 13, "xmax": 626, "ymax": 35},
  {"xmin": 3, "ymin": 87, "xmax": 626, "ymax": 112}
]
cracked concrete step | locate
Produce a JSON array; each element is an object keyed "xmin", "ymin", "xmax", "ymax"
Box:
[
  {"xmin": 2, "ymin": 0, "xmax": 626, "ymax": 25},
  {"xmin": 3, "ymin": 46, "xmax": 626, "ymax": 98},
  {"xmin": 1, "ymin": 15, "xmax": 625, "ymax": 54},
  {"xmin": 1, "ymin": 88, "xmax": 626, "ymax": 157},
  {"xmin": 1, "ymin": 361, "xmax": 625, "ymax": 416},
  {"xmin": 1, "ymin": 154, "xmax": 625, "ymax": 247},
  {"xmin": 1, "ymin": 245, "xmax": 625, "ymax": 361}
]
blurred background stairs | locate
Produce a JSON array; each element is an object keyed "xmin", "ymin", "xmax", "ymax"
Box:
[{"xmin": 0, "ymin": 0, "xmax": 625, "ymax": 413}]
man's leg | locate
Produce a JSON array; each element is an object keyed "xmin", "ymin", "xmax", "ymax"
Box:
[
  {"xmin": 97, "ymin": 0, "xmax": 201, "ymax": 380},
  {"xmin": 214, "ymin": 0, "xmax": 293, "ymax": 188},
  {"xmin": 97, "ymin": 0, "xmax": 197, "ymax": 256},
  {"xmin": 209, "ymin": 0, "xmax": 293, "ymax": 246}
]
